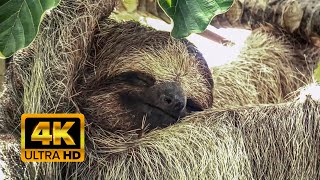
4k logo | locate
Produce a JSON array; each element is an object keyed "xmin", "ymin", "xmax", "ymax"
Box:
[{"xmin": 21, "ymin": 114, "xmax": 85, "ymax": 162}]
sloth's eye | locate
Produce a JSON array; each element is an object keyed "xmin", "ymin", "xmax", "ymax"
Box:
[
  {"xmin": 118, "ymin": 71, "xmax": 155, "ymax": 87},
  {"xmin": 186, "ymin": 99, "xmax": 203, "ymax": 112}
]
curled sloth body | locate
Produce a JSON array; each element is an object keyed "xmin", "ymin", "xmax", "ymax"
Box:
[{"xmin": 1, "ymin": 0, "xmax": 320, "ymax": 179}]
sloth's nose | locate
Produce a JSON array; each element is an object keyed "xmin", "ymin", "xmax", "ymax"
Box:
[
  {"xmin": 160, "ymin": 94, "xmax": 185, "ymax": 113},
  {"xmin": 155, "ymin": 82, "xmax": 186, "ymax": 117}
]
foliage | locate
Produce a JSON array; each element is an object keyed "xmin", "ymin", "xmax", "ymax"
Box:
[
  {"xmin": 158, "ymin": 0, "xmax": 234, "ymax": 38},
  {"xmin": 0, "ymin": 0, "xmax": 60, "ymax": 58}
]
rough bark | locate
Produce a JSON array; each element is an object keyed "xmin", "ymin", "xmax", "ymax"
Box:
[{"xmin": 211, "ymin": 0, "xmax": 320, "ymax": 46}]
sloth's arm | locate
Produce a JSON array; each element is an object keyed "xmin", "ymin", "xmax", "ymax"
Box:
[
  {"xmin": 124, "ymin": 97, "xmax": 320, "ymax": 179},
  {"xmin": 79, "ymin": 97, "xmax": 320, "ymax": 179},
  {"xmin": 203, "ymin": 97, "xmax": 320, "ymax": 179},
  {"xmin": 226, "ymin": 97, "xmax": 320, "ymax": 179},
  {"xmin": 232, "ymin": 98, "xmax": 320, "ymax": 178}
]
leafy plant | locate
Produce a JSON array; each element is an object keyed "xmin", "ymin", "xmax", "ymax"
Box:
[
  {"xmin": 0, "ymin": 0, "xmax": 233, "ymax": 58},
  {"xmin": 0, "ymin": 0, "xmax": 60, "ymax": 59},
  {"xmin": 159, "ymin": 0, "xmax": 234, "ymax": 38}
]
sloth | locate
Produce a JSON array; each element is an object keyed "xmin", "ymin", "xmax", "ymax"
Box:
[{"xmin": 1, "ymin": 0, "xmax": 320, "ymax": 179}]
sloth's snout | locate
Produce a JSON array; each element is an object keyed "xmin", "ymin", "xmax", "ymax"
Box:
[
  {"xmin": 149, "ymin": 82, "xmax": 186, "ymax": 118},
  {"xmin": 160, "ymin": 94, "xmax": 185, "ymax": 114}
]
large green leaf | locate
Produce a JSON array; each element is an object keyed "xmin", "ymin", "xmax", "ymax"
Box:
[
  {"xmin": 158, "ymin": 0, "xmax": 234, "ymax": 38},
  {"xmin": 0, "ymin": 0, "xmax": 60, "ymax": 58},
  {"xmin": 315, "ymin": 63, "xmax": 320, "ymax": 83}
]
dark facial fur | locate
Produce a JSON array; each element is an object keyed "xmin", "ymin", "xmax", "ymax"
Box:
[{"xmin": 76, "ymin": 20, "xmax": 213, "ymax": 132}]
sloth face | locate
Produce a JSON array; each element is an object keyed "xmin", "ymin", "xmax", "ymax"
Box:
[{"xmin": 78, "ymin": 22, "xmax": 213, "ymax": 132}]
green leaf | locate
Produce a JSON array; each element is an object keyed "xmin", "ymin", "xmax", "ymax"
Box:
[
  {"xmin": 0, "ymin": 0, "xmax": 60, "ymax": 58},
  {"xmin": 158, "ymin": 0, "xmax": 234, "ymax": 38},
  {"xmin": 315, "ymin": 63, "xmax": 320, "ymax": 83}
]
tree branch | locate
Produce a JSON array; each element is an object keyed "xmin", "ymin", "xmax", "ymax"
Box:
[
  {"xmin": 198, "ymin": 29, "xmax": 235, "ymax": 46},
  {"xmin": 211, "ymin": 0, "xmax": 320, "ymax": 46}
]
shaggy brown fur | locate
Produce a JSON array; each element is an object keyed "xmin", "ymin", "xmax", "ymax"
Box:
[{"xmin": 0, "ymin": 0, "xmax": 320, "ymax": 179}]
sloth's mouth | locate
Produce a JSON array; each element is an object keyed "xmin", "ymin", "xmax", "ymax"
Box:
[
  {"xmin": 138, "ymin": 102, "xmax": 186, "ymax": 130},
  {"xmin": 144, "ymin": 102, "xmax": 179, "ymax": 120},
  {"xmin": 120, "ymin": 93, "xmax": 185, "ymax": 129}
]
